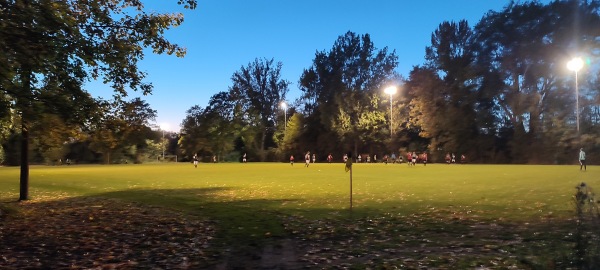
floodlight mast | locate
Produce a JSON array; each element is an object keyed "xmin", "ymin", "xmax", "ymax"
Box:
[
  {"xmin": 280, "ymin": 101, "xmax": 287, "ymax": 134},
  {"xmin": 567, "ymin": 57, "xmax": 584, "ymax": 133},
  {"xmin": 384, "ymin": 86, "xmax": 397, "ymax": 138},
  {"xmin": 160, "ymin": 123, "xmax": 170, "ymax": 160}
]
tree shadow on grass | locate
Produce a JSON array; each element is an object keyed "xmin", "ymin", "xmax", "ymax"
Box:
[
  {"xmin": 1, "ymin": 193, "xmax": 220, "ymax": 269},
  {"xmin": 92, "ymin": 187, "xmax": 305, "ymax": 245},
  {"xmin": 0, "ymin": 187, "xmax": 588, "ymax": 269},
  {"xmin": 1, "ymin": 187, "xmax": 317, "ymax": 269}
]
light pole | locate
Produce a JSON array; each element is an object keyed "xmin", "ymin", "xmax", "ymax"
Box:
[
  {"xmin": 160, "ymin": 123, "xmax": 170, "ymax": 160},
  {"xmin": 384, "ymin": 86, "xmax": 397, "ymax": 137},
  {"xmin": 567, "ymin": 57, "xmax": 584, "ymax": 133},
  {"xmin": 280, "ymin": 101, "xmax": 287, "ymax": 133}
]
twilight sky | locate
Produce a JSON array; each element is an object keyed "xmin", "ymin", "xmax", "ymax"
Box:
[{"xmin": 86, "ymin": 1, "xmax": 538, "ymax": 131}]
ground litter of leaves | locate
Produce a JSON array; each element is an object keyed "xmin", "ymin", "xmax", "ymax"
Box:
[
  {"xmin": 0, "ymin": 197, "xmax": 218, "ymax": 269},
  {"xmin": 1, "ymin": 198, "xmax": 579, "ymax": 269}
]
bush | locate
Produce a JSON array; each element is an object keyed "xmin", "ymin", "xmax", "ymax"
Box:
[{"xmin": 571, "ymin": 182, "xmax": 600, "ymax": 269}]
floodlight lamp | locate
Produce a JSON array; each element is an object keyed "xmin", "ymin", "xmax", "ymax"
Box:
[
  {"xmin": 567, "ymin": 57, "xmax": 584, "ymax": 72},
  {"xmin": 384, "ymin": 86, "xmax": 397, "ymax": 95}
]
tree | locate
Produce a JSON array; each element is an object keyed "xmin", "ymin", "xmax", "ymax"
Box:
[
  {"xmin": 89, "ymin": 98, "xmax": 157, "ymax": 164},
  {"xmin": 30, "ymin": 114, "xmax": 75, "ymax": 165},
  {"xmin": 88, "ymin": 102, "xmax": 122, "ymax": 165},
  {"xmin": 179, "ymin": 105, "xmax": 211, "ymax": 158},
  {"xmin": 0, "ymin": 0, "xmax": 197, "ymax": 200},
  {"xmin": 299, "ymin": 31, "xmax": 398, "ymax": 155},
  {"xmin": 230, "ymin": 58, "xmax": 290, "ymax": 160},
  {"xmin": 407, "ymin": 20, "xmax": 483, "ymax": 160},
  {"xmin": 90, "ymin": 98, "xmax": 156, "ymax": 164},
  {"xmin": 143, "ymin": 139, "xmax": 163, "ymax": 161},
  {"xmin": 473, "ymin": 0, "xmax": 600, "ymax": 163},
  {"xmin": 274, "ymin": 111, "xmax": 303, "ymax": 158},
  {"xmin": 179, "ymin": 92, "xmax": 238, "ymax": 160},
  {"xmin": 0, "ymin": 106, "xmax": 15, "ymax": 165},
  {"xmin": 117, "ymin": 98, "xmax": 157, "ymax": 162}
]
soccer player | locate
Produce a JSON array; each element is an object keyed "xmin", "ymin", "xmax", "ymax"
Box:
[
  {"xmin": 305, "ymin": 151, "xmax": 311, "ymax": 167},
  {"xmin": 290, "ymin": 155, "xmax": 294, "ymax": 166},
  {"xmin": 193, "ymin": 154, "xmax": 199, "ymax": 168},
  {"xmin": 579, "ymin": 148, "xmax": 587, "ymax": 171}
]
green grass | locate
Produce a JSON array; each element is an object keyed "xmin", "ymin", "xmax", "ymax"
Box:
[
  {"xmin": 1, "ymin": 163, "xmax": 596, "ymax": 214},
  {"xmin": 0, "ymin": 163, "xmax": 600, "ymax": 229},
  {"xmin": 1, "ymin": 163, "xmax": 597, "ymax": 248},
  {"xmin": 0, "ymin": 163, "xmax": 600, "ymax": 266},
  {"xmin": 2, "ymin": 163, "xmax": 593, "ymax": 211}
]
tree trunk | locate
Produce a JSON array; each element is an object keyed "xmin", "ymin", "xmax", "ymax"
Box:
[
  {"xmin": 19, "ymin": 121, "xmax": 29, "ymax": 201},
  {"xmin": 261, "ymin": 129, "xmax": 266, "ymax": 151},
  {"xmin": 19, "ymin": 68, "xmax": 32, "ymax": 201},
  {"xmin": 354, "ymin": 139, "xmax": 358, "ymax": 161}
]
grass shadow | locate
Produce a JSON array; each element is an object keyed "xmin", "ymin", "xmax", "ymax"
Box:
[
  {"xmin": 91, "ymin": 187, "xmax": 305, "ymax": 247},
  {"xmin": 0, "ymin": 186, "xmax": 588, "ymax": 269}
]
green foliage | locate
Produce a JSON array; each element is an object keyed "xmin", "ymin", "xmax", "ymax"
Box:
[
  {"xmin": 181, "ymin": 60, "xmax": 290, "ymax": 161},
  {"xmin": 274, "ymin": 112, "xmax": 304, "ymax": 158},
  {"xmin": 231, "ymin": 58, "xmax": 290, "ymax": 155},
  {"xmin": 88, "ymin": 98, "xmax": 157, "ymax": 164},
  {"xmin": 299, "ymin": 31, "xmax": 399, "ymax": 155},
  {"xmin": 471, "ymin": 0, "xmax": 600, "ymax": 162},
  {"xmin": 178, "ymin": 99, "xmax": 236, "ymax": 160},
  {"xmin": 143, "ymin": 139, "xmax": 162, "ymax": 162},
  {"xmin": 400, "ymin": 1, "xmax": 600, "ymax": 163},
  {"xmin": 29, "ymin": 114, "xmax": 73, "ymax": 165},
  {"xmin": 172, "ymin": 1, "xmax": 600, "ymax": 164},
  {"xmin": 410, "ymin": 20, "xmax": 480, "ymax": 157},
  {"xmin": 1, "ymin": 0, "xmax": 196, "ymax": 199}
]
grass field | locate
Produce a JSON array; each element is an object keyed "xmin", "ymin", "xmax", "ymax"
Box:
[{"xmin": 1, "ymin": 162, "xmax": 598, "ymax": 268}]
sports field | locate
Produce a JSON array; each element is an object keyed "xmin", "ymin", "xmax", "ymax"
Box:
[
  {"xmin": 0, "ymin": 163, "xmax": 598, "ymax": 268},
  {"xmin": 1, "ymin": 163, "xmax": 594, "ymax": 217}
]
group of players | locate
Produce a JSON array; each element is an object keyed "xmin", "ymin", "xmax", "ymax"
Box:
[
  {"xmin": 444, "ymin": 153, "xmax": 467, "ymax": 164},
  {"xmin": 380, "ymin": 152, "xmax": 427, "ymax": 166},
  {"xmin": 191, "ymin": 151, "xmax": 467, "ymax": 168},
  {"xmin": 288, "ymin": 151, "xmax": 468, "ymax": 166},
  {"xmin": 289, "ymin": 151, "xmax": 326, "ymax": 167}
]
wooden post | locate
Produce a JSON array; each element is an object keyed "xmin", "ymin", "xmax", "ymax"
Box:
[
  {"xmin": 350, "ymin": 167, "xmax": 353, "ymax": 211},
  {"xmin": 345, "ymin": 156, "xmax": 353, "ymax": 211}
]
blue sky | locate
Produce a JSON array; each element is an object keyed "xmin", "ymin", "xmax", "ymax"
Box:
[{"xmin": 87, "ymin": 1, "xmax": 521, "ymax": 131}]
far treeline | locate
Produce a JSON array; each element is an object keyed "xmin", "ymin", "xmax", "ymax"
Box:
[
  {"xmin": 180, "ymin": 1, "xmax": 600, "ymax": 164},
  {"xmin": 2, "ymin": 0, "xmax": 600, "ymax": 169}
]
